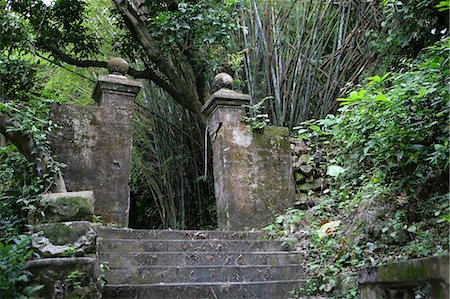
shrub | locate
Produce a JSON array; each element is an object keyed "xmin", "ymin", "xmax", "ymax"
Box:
[
  {"xmin": 285, "ymin": 37, "xmax": 449, "ymax": 298},
  {"xmin": 0, "ymin": 234, "xmax": 42, "ymax": 298}
]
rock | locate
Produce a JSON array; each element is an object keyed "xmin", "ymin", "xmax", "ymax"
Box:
[
  {"xmin": 299, "ymin": 165, "xmax": 313, "ymax": 175},
  {"xmin": 30, "ymin": 221, "xmax": 97, "ymax": 257},
  {"xmin": 29, "ymin": 191, "xmax": 95, "ymax": 225},
  {"xmin": 294, "ymin": 193, "xmax": 309, "ymax": 210},
  {"xmin": 294, "ymin": 193, "xmax": 316, "ymax": 210},
  {"xmin": 291, "ymin": 139, "xmax": 308, "ymax": 152},
  {"xmin": 296, "ymin": 193, "xmax": 308, "ymax": 201},
  {"xmin": 298, "ymin": 179, "xmax": 323, "ymax": 191},
  {"xmin": 299, "ymin": 154, "xmax": 311, "ymax": 164},
  {"xmin": 293, "ymin": 146, "xmax": 303, "ymax": 155},
  {"xmin": 294, "ymin": 172, "xmax": 305, "ymax": 182},
  {"xmin": 357, "ymin": 256, "xmax": 449, "ymax": 299},
  {"xmin": 311, "ymin": 178, "xmax": 324, "ymax": 190},
  {"xmin": 31, "ymin": 222, "xmax": 97, "ymax": 257},
  {"xmin": 298, "ymin": 182, "xmax": 314, "ymax": 191}
]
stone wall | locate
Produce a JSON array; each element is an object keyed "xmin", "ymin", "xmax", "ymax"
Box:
[
  {"xmin": 358, "ymin": 255, "xmax": 449, "ymax": 298},
  {"xmin": 290, "ymin": 138, "xmax": 331, "ymax": 209},
  {"xmin": 50, "ymin": 104, "xmax": 99, "ymax": 193}
]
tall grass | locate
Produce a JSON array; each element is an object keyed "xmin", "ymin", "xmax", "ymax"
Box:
[
  {"xmin": 130, "ymin": 82, "xmax": 216, "ymax": 229},
  {"xmin": 239, "ymin": 0, "xmax": 378, "ymax": 128}
]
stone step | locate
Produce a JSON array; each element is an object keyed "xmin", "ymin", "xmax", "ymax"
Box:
[
  {"xmin": 102, "ymin": 280, "xmax": 305, "ymax": 299},
  {"xmin": 99, "ymin": 251, "xmax": 304, "ymax": 267},
  {"xmin": 95, "ymin": 227, "xmax": 272, "ymax": 240},
  {"xmin": 105, "ymin": 265, "xmax": 305, "ymax": 284},
  {"xmin": 97, "ymin": 239, "xmax": 284, "ymax": 253}
]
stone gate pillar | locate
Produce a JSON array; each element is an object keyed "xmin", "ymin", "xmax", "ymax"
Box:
[
  {"xmin": 91, "ymin": 58, "xmax": 142, "ymax": 226},
  {"xmin": 50, "ymin": 58, "xmax": 141, "ymax": 227},
  {"xmin": 202, "ymin": 73, "xmax": 296, "ymax": 231}
]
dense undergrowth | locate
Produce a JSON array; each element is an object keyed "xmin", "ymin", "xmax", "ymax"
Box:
[
  {"xmin": 0, "ymin": 99, "xmax": 55, "ymax": 298},
  {"xmin": 0, "ymin": 56, "xmax": 64, "ymax": 297},
  {"xmin": 264, "ymin": 38, "xmax": 450, "ymax": 298}
]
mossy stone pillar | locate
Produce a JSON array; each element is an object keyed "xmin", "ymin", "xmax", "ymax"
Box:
[
  {"xmin": 91, "ymin": 58, "xmax": 142, "ymax": 226},
  {"xmin": 202, "ymin": 73, "xmax": 296, "ymax": 231}
]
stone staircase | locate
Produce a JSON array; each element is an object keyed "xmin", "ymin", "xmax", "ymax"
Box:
[{"xmin": 96, "ymin": 227, "xmax": 306, "ymax": 299}]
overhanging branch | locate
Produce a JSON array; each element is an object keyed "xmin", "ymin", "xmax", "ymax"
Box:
[
  {"xmin": 38, "ymin": 44, "xmax": 108, "ymax": 69},
  {"xmin": 37, "ymin": 43, "xmax": 180, "ymax": 99}
]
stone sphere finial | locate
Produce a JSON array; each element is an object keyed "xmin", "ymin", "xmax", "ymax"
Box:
[
  {"xmin": 107, "ymin": 57, "xmax": 129, "ymax": 75},
  {"xmin": 214, "ymin": 73, "xmax": 234, "ymax": 91}
]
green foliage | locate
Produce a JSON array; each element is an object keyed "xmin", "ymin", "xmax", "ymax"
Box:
[
  {"xmin": 0, "ymin": 61, "xmax": 62, "ymax": 299},
  {"xmin": 115, "ymin": 0, "xmax": 243, "ymax": 82},
  {"xmin": 0, "ymin": 234, "xmax": 43, "ymax": 299},
  {"xmin": 334, "ymin": 38, "xmax": 449, "ymax": 194},
  {"xmin": 66, "ymin": 270, "xmax": 85, "ymax": 291},
  {"xmin": 0, "ymin": 99, "xmax": 62, "ymax": 195},
  {"xmin": 149, "ymin": 0, "xmax": 242, "ymax": 82},
  {"xmin": 436, "ymin": 0, "xmax": 450, "ymax": 11},
  {"xmin": 0, "ymin": 2, "xmax": 35, "ymax": 53},
  {"xmin": 272, "ymin": 38, "xmax": 449, "ymax": 298},
  {"xmin": 149, "ymin": 0, "xmax": 241, "ymax": 50},
  {"xmin": 8, "ymin": 0, "xmax": 99, "ymax": 58},
  {"xmin": 366, "ymin": 0, "xmax": 447, "ymax": 72},
  {"xmin": 0, "ymin": 58, "xmax": 37, "ymax": 101},
  {"xmin": 0, "ymin": 1, "xmax": 106, "ymax": 105},
  {"xmin": 241, "ymin": 98, "xmax": 271, "ymax": 131}
]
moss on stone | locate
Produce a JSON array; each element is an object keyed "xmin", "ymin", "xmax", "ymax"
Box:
[
  {"xmin": 37, "ymin": 222, "xmax": 93, "ymax": 245},
  {"xmin": 379, "ymin": 262, "xmax": 428, "ymax": 282},
  {"xmin": 253, "ymin": 126, "xmax": 290, "ymax": 152},
  {"xmin": 42, "ymin": 224, "xmax": 74, "ymax": 244},
  {"xmin": 30, "ymin": 195, "xmax": 93, "ymax": 225}
]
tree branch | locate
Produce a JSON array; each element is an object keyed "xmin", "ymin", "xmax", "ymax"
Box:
[
  {"xmin": 38, "ymin": 44, "xmax": 108, "ymax": 69},
  {"xmin": 38, "ymin": 43, "xmax": 188, "ymax": 108},
  {"xmin": 111, "ymin": 0, "xmax": 178, "ymax": 82},
  {"xmin": 112, "ymin": 0, "xmax": 203, "ymax": 115},
  {"xmin": 0, "ymin": 112, "xmax": 67, "ymax": 193}
]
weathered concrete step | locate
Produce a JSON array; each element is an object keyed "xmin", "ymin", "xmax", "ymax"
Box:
[
  {"xmin": 105, "ymin": 265, "xmax": 305, "ymax": 284},
  {"xmin": 97, "ymin": 239, "xmax": 284, "ymax": 253},
  {"xmin": 95, "ymin": 227, "xmax": 272, "ymax": 240},
  {"xmin": 99, "ymin": 251, "xmax": 304, "ymax": 267},
  {"xmin": 102, "ymin": 280, "xmax": 305, "ymax": 299}
]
